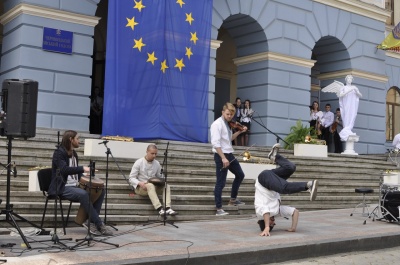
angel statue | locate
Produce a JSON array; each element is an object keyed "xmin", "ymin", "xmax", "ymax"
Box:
[{"xmin": 321, "ymin": 75, "xmax": 362, "ymax": 141}]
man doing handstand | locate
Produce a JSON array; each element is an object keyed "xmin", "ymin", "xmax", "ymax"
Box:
[{"xmin": 255, "ymin": 143, "xmax": 318, "ymax": 237}]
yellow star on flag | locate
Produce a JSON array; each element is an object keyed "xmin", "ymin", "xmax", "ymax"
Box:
[
  {"xmin": 185, "ymin": 13, "xmax": 194, "ymax": 25},
  {"xmin": 134, "ymin": 0, "xmax": 146, "ymax": 12},
  {"xmin": 190, "ymin": 32, "xmax": 198, "ymax": 44},
  {"xmin": 176, "ymin": 0, "xmax": 185, "ymax": 8},
  {"xmin": 133, "ymin": 38, "xmax": 146, "ymax": 52},
  {"xmin": 147, "ymin": 52, "xmax": 158, "ymax": 65},
  {"xmin": 160, "ymin": 60, "xmax": 169, "ymax": 73},
  {"xmin": 126, "ymin": 17, "xmax": 138, "ymax": 30},
  {"xmin": 185, "ymin": 47, "xmax": 193, "ymax": 59},
  {"xmin": 174, "ymin": 58, "xmax": 185, "ymax": 71}
]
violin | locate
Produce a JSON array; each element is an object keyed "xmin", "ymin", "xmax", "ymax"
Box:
[{"xmin": 229, "ymin": 121, "xmax": 247, "ymax": 132}]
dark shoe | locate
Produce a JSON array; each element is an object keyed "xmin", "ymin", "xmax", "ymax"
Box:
[
  {"xmin": 268, "ymin": 143, "xmax": 281, "ymax": 164},
  {"xmin": 257, "ymin": 220, "xmax": 265, "ymax": 231},
  {"xmin": 308, "ymin": 180, "xmax": 318, "ymax": 201},
  {"xmin": 228, "ymin": 199, "xmax": 245, "ymax": 206},
  {"xmin": 98, "ymin": 224, "xmax": 113, "ymax": 236}
]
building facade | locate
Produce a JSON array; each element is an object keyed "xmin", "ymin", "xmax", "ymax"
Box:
[{"xmin": 0, "ymin": 0, "xmax": 399, "ymax": 154}]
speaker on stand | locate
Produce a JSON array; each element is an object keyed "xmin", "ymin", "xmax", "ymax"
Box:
[{"xmin": 0, "ymin": 79, "xmax": 40, "ymax": 249}]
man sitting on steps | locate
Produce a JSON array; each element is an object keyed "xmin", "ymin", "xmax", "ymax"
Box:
[
  {"xmin": 255, "ymin": 143, "xmax": 318, "ymax": 236},
  {"xmin": 128, "ymin": 144, "xmax": 178, "ymax": 216}
]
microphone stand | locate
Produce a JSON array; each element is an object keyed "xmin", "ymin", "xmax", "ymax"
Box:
[
  {"xmin": 143, "ymin": 142, "xmax": 178, "ymax": 228},
  {"xmin": 249, "ymin": 112, "xmax": 289, "ymax": 146},
  {"xmin": 70, "ymin": 161, "xmax": 119, "ymax": 249},
  {"xmin": 0, "ymin": 136, "xmax": 42, "ymax": 249},
  {"xmin": 99, "ymin": 140, "xmax": 118, "ymax": 231}
]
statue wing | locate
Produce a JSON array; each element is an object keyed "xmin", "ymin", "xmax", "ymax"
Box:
[{"xmin": 321, "ymin": 81, "xmax": 344, "ymax": 97}]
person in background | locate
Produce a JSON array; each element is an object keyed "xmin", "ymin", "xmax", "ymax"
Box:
[
  {"xmin": 331, "ymin": 108, "xmax": 343, "ymax": 153},
  {"xmin": 90, "ymin": 86, "xmax": 104, "ymax": 134},
  {"xmin": 318, "ymin": 104, "xmax": 334, "ymax": 152},
  {"xmin": 309, "ymin": 101, "xmax": 322, "ymax": 136},
  {"xmin": 232, "ymin": 97, "xmax": 242, "ymax": 146},
  {"xmin": 240, "ymin": 99, "xmax": 254, "ymax": 146},
  {"xmin": 210, "ymin": 102, "xmax": 248, "ymax": 216}
]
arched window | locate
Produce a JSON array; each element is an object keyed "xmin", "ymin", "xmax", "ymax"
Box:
[{"xmin": 386, "ymin": 87, "xmax": 400, "ymax": 141}]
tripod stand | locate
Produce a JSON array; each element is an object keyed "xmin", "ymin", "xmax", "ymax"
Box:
[
  {"xmin": 70, "ymin": 161, "xmax": 119, "ymax": 249},
  {"xmin": 98, "ymin": 140, "xmax": 118, "ymax": 231},
  {"xmin": 363, "ymin": 175, "xmax": 400, "ymax": 225},
  {"xmin": 0, "ymin": 136, "xmax": 42, "ymax": 249},
  {"xmin": 143, "ymin": 142, "xmax": 178, "ymax": 228}
]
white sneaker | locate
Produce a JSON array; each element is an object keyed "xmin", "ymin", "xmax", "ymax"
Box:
[
  {"xmin": 268, "ymin": 143, "xmax": 281, "ymax": 164},
  {"xmin": 166, "ymin": 208, "xmax": 178, "ymax": 216}
]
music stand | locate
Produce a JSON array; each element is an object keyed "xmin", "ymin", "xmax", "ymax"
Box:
[
  {"xmin": 69, "ymin": 161, "xmax": 119, "ymax": 249},
  {"xmin": 363, "ymin": 175, "xmax": 400, "ymax": 225},
  {"xmin": 0, "ymin": 136, "xmax": 43, "ymax": 249},
  {"xmin": 98, "ymin": 140, "xmax": 118, "ymax": 231},
  {"xmin": 143, "ymin": 142, "xmax": 178, "ymax": 228}
]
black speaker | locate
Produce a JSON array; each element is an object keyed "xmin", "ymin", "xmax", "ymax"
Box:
[{"xmin": 1, "ymin": 79, "xmax": 38, "ymax": 138}]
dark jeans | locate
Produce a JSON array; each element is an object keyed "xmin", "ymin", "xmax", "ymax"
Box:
[
  {"xmin": 214, "ymin": 153, "xmax": 245, "ymax": 209},
  {"xmin": 258, "ymin": 154, "xmax": 307, "ymax": 194},
  {"xmin": 62, "ymin": 185, "xmax": 105, "ymax": 227}
]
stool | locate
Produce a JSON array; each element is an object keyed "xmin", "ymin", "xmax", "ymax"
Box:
[{"xmin": 350, "ymin": 188, "xmax": 374, "ymax": 217}]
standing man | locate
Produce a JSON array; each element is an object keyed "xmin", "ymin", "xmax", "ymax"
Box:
[
  {"xmin": 128, "ymin": 144, "xmax": 178, "ymax": 216},
  {"xmin": 319, "ymin": 104, "xmax": 334, "ymax": 151},
  {"xmin": 255, "ymin": 144, "xmax": 318, "ymax": 237},
  {"xmin": 332, "ymin": 108, "xmax": 343, "ymax": 153},
  {"xmin": 210, "ymin": 102, "xmax": 248, "ymax": 216},
  {"xmin": 49, "ymin": 130, "xmax": 113, "ymax": 236}
]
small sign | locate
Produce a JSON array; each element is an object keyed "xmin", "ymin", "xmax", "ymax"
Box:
[{"xmin": 42, "ymin": 27, "xmax": 73, "ymax": 54}]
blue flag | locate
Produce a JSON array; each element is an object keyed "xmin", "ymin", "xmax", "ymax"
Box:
[{"xmin": 103, "ymin": 0, "xmax": 212, "ymax": 142}]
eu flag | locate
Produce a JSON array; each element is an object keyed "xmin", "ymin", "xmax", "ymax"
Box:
[{"xmin": 103, "ymin": 0, "xmax": 212, "ymax": 142}]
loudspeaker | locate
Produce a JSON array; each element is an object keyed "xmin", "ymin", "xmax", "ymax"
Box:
[{"xmin": 1, "ymin": 79, "xmax": 38, "ymax": 138}]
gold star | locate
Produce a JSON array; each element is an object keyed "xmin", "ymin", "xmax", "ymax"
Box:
[
  {"xmin": 176, "ymin": 0, "xmax": 185, "ymax": 8},
  {"xmin": 126, "ymin": 17, "xmax": 138, "ymax": 30},
  {"xmin": 134, "ymin": 0, "xmax": 146, "ymax": 12},
  {"xmin": 146, "ymin": 52, "xmax": 158, "ymax": 65},
  {"xmin": 190, "ymin": 32, "xmax": 198, "ymax": 44},
  {"xmin": 174, "ymin": 58, "xmax": 185, "ymax": 71},
  {"xmin": 133, "ymin": 38, "xmax": 146, "ymax": 52},
  {"xmin": 185, "ymin": 47, "xmax": 193, "ymax": 59},
  {"xmin": 160, "ymin": 60, "xmax": 169, "ymax": 73},
  {"xmin": 185, "ymin": 13, "xmax": 194, "ymax": 25}
]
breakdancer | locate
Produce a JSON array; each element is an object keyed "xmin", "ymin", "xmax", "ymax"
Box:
[{"xmin": 255, "ymin": 143, "xmax": 318, "ymax": 236}]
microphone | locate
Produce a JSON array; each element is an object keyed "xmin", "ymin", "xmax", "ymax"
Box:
[
  {"xmin": 12, "ymin": 162, "xmax": 17, "ymax": 178},
  {"xmin": 98, "ymin": 140, "xmax": 109, "ymax": 145}
]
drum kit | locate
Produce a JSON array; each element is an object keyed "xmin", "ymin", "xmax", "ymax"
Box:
[{"xmin": 363, "ymin": 173, "xmax": 400, "ymax": 225}]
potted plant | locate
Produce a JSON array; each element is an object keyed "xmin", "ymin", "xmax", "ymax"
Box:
[{"xmin": 283, "ymin": 120, "xmax": 327, "ymax": 157}]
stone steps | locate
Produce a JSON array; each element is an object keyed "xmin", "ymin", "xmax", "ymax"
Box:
[{"xmin": 0, "ymin": 128, "xmax": 397, "ymax": 227}]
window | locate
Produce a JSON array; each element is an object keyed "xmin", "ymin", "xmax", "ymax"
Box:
[{"xmin": 386, "ymin": 87, "xmax": 400, "ymax": 141}]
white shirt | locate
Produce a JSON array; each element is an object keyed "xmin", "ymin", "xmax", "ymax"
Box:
[
  {"xmin": 254, "ymin": 179, "xmax": 295, "ymax": 219},
  {"xmin": 210, "ymin": 116, "xmax": 234, "ymax": 154},
  {"xmin": 65, "ymin": 157, "xmax": 79, "ymax": 186},
  {"xmin": 128, "ymin": 157, "xmax": 162, "ymax": 189},
  {"xmin": 320, "ymin": 111, "xmax": 334, "ymax": 128},
  {"xmin": 393, "ymin": 133, "xmax": 400, "ymax": 149}
]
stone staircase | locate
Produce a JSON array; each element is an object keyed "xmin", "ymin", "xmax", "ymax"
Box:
[{"xmin": 0, "ymin": 128, "xmax": 397, "ymax": 228}]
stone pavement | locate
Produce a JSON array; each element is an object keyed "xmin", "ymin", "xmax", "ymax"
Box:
[
  {"xmin": 270, "ymin": 246, "xmax": 400, "ymax": 265},
  {"xmin": 1, "ymin": 207, "xmax": 400, "ymax": 265}
]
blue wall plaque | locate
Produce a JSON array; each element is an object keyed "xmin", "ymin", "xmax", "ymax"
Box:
[{"xmin": 42, "ymin": 27, "xmax": 73, "ymax": 54}]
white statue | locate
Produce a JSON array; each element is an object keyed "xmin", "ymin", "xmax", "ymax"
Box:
[{"xmin": 321, "ymin": 75, "xmax": 362, "ymax": 141}]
